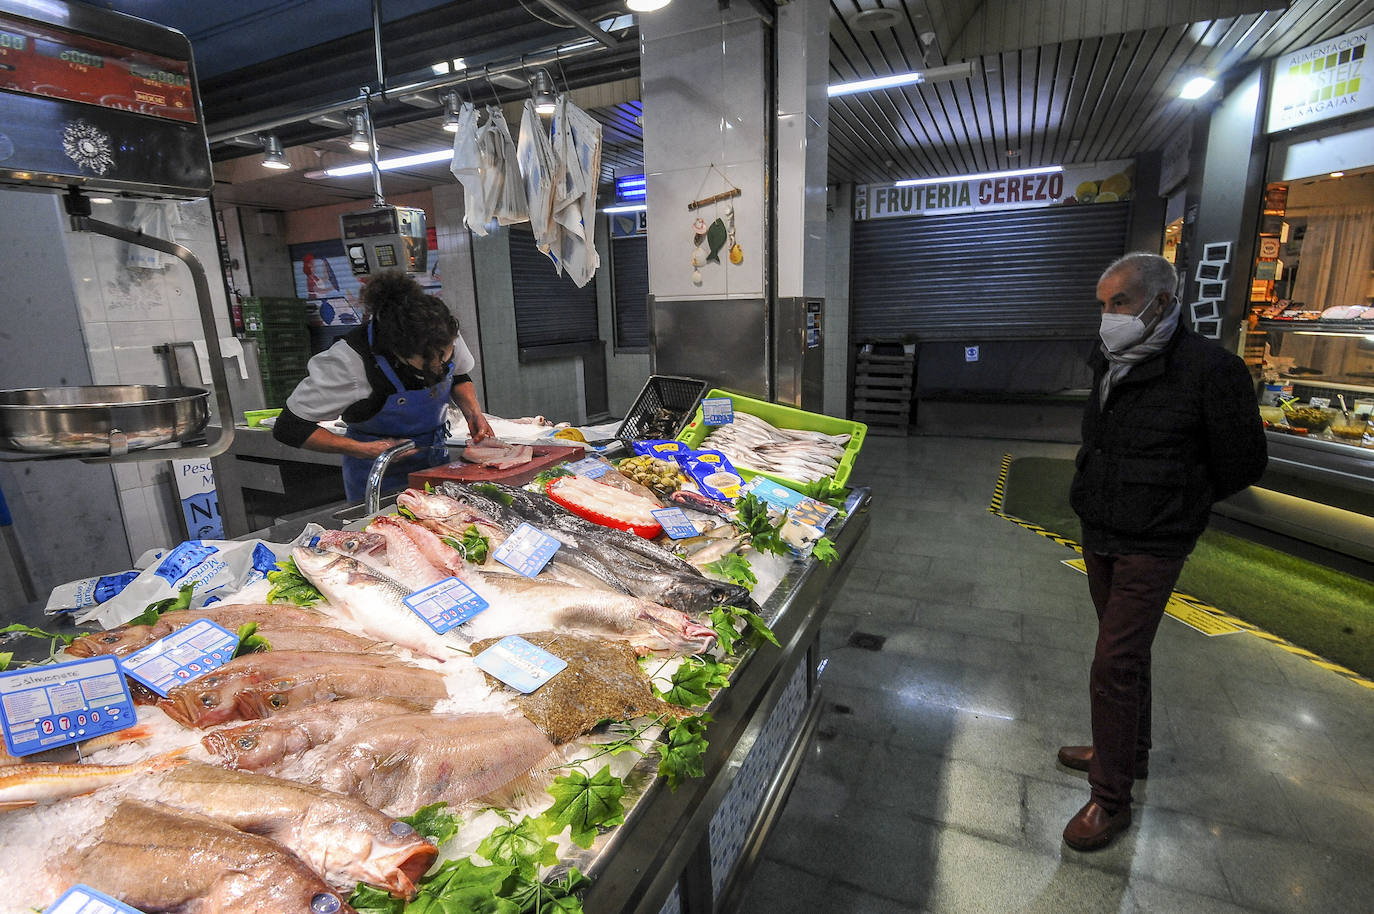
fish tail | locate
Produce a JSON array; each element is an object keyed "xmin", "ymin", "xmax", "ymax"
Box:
[
  {"xmin": 0, "ymin": 799, "xmax": 37, "ymax": 810},
  {"xmin": 147, "ymin": 747, "xmax": 191, "ymax": 771}
]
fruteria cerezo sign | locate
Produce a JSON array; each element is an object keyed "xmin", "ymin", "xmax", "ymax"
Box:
[
  {"xmin": 853, "ymin": 160, "xmax": 1133, "ymax": 221},
  {"xmin": 1268, "ymin": 26, "xmax": 1370, "ymax": 133}
]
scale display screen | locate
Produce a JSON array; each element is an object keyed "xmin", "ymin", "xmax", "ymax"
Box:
[{"xmin": 0, "ymin": 12, "xmax": 196, "ymax": 123}]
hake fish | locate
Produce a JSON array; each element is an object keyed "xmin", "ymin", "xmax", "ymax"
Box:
[
  {"xmin": 42, "ymin": 799, "xmax": 358, "ymax": 914},
  {"xmin": 159, "ymin": 650, "xmax": 449, "ymax": 728},
  {"xmin": 66, "ymin": 602, "xmax": 336, "ymax": 658},
  {"xmin": 203, "ymin": 697, "xmax": 436, "ymax": 771},
  {"xmin": 0, "ymin": 749, "xmax": 187, "ymax": 810},
  {"xmin": 127, "ymin": 762, "xmax": 437, "ymax": 899}
]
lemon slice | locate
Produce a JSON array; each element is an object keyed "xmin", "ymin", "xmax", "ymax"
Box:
[
  {"xmin": 553, "ymin": 428, "xmax": 587, "ymax": 442},
  {"xmin": 1095, "ymin": 191, "xmax": 1120, "ymax": 203},
  {"xmin": 1100, "ymin": 173, "xmax": 1131, "ymax": 196},
  {"xmin": 1075, "ymin": 180, "xmax": 1099, "ymax": 198}
]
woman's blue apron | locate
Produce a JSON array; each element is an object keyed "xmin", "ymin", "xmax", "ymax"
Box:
[{"xmin": 341, "ymin": 325, "xmax": 453, "ymax": 502}]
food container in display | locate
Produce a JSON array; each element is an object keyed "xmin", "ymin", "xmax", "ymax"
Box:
[
  {"xmin": 1329, "ymin": 423, "xmax": 1366, "ymax": 441},
  {"xmin": 677, "ymin": 389, "xmax": 867, "ymax": 499},
  {"xmin": 1281, "ymin": 405, "xmax": 1335, "ymax": 431},
  {"xmin": 1354, "ymin": 398, "xmax": 1374, "ymax": 419},
  {"xmin": 545, "ymin": 477, "xmax": 662, "ymax": 538}
]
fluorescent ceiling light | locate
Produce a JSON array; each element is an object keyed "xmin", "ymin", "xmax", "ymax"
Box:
[
  {"xmin": 431, "ymin": 57, "xmax": 466, "ymax": 76},
  {"xmin": 1180, "ymin": 76, "xmax": 1215, "ymax": 99},
  {"xmin": 602, "ymin": 203, "xmax": 646, "ymax": 213},
  {"xmin": 323, "ymin": 148, "xmax": 454, "ymax": 177},
  {"xmin": 627, "ymin": 0, "xmax": 671, "ymax": 11},
  {"xmin": 1330, "ymin": 171, "xmax": 1345, "ymax": 178},
  {"xmin": 829, "ymin": 71, "xmax": 923, "ymax": 97},
  {"xmin": 894, "ymin": 165, "xmax": 1063, "ymax": 187}
]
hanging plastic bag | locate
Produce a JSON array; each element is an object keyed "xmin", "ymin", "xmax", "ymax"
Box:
[
  {"xmin": 488, "ymin": 106, "xmax": 528, "ymax": 225},
  {"xmin": 473, "ymin": 106, "xmax": 506, "ymax": 231},
  {"xmin": 517, "ymin": 99, "xmax": 558, "ymax": 256},
  {"xmin": 549, "ymin": 97, "xmax": 603, "ymax": 287},
  {"xmin": 449, "ymin": 102, "xmax": 488, "ymax": 236}
]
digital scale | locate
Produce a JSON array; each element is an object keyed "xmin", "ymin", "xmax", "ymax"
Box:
[{"xmin": 340, "ymin": 204, "xmax": 428, "ymax": 276}]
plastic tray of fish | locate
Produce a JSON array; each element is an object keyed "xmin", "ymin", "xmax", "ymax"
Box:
[{"xmin": 677, "ymin": 388, "xmax": 866, "ymax": 499}]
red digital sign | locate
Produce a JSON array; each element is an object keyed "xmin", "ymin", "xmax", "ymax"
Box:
[{"xmin": 0, "ymin": 12, "xmax": 196, "ymax": 123}]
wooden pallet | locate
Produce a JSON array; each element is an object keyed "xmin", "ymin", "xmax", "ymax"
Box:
[{"xmin": 852, "ymin": 342, "xmax": 915, "ymax": 436}]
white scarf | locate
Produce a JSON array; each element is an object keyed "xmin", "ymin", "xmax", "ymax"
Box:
[{"xmin": 1098, "ymin": 302, "xmax": 1181, "ymax": 407}]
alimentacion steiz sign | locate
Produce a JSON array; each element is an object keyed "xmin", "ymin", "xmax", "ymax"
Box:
[{"xmin": 1268, "ymin": 26, "xmax": 1370, "ymax": 132}]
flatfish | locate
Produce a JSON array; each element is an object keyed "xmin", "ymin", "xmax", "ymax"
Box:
[{"xmin": 470, "ymin": 631, "xmax": 684, "ymax": 744}]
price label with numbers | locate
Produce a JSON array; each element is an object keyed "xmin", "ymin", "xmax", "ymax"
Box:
[
  {"xmin": 45, "ymin": 884, "xmax": 147, "ymax": 914},
  {"xmin": 120, "ymin": 619, "xmax": 239, "ymax": 698},
  {"xmin": 652, "ymin": 508, "xmax": 700, "ymax": 540},
  {"xmin": 493, "ymin": 523, "xmax": 561, "ymax": 577},
  {"xmin": 741, "ymin": 477, "xmax": 838, "ymax": 530},
  {"xmin": 0, "ymin": 656, "xmax": 137, "ymax": 758},
  {"xmin": 702, "ymin": 397, "xmax": 734, "ymax": 426},
  {"xmin": 473, "ymin": 635, "xmax": 567, "ymax": 693},
  {"xmin": 403, "ymin": 577, "xmax": 490, "ymax": 634},
  {"xmin": 565, "ymin": 457, "xmax": 609, "ymax": 479}
]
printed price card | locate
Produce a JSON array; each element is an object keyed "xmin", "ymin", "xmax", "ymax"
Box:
[
  {"xmin": 403, "ymin": 577, "xmax": 490, "ymax": 634},
  {"xmin": 45, "ymin": 885, "xmax": 146, "ymax": 914},
  {"xmin": 473, "ymin": 635, "xmax": 567, "ymax": 693},
  {"xmin": 493, "ymin": 523, "xmax": 561, "ymax": 577},
  {"xmin": 120, "ymin": 619, "xmax": 239, "ymax": 698},
  {"xmin": 652, "ymin": 507, "xmax": 700, "ymax": 540},
  {"xmin": 702, "ymin": 397, "xmax": 735, "ymax": 426},
  {"xmin": 565, "ymin": 457, "xmax": 609, "ymax": 479},
  {"xmin": 741, "ymin": 477, "xmax": 838, "ymax": 530},
  {"xmin": 0, "ymin": 656, "xmax": 136, "ymax": 758}
]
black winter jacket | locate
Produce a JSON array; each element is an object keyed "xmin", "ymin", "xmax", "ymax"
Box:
[{"xmin": 1070, "ymin": 323, "xmax": 1267, "ymax": 557}]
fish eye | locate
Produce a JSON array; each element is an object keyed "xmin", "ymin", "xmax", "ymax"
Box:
[
  {"xmin": 267, "ymin": 693, "xmax": 288, "ymax": 709},
  {"xmin": 100, "ymin": 634, "xmax": 121, "ymax": 643},
  {"xmin": 236, "ymin": 735, "xmax": 257, "ymax": 749},
  {"xmin": 390, "ymin": 821, "xmax": 415, "ymax": 837},
  {"xmin": 199, "ymin": 693, "xmax": 219, "ymax": 708}
]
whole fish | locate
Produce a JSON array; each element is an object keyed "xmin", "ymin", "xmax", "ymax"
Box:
[
  {"xmin": 0, "ymin": 749, "xmax": 186, "ymax": 810},
  {"xmin": 128, "ymin": 762, "xmax": 437, "ymax": 899},
  {"xmin": 0, "ymin": 724, "xmax": 151, "ymax": 768},
  {"xmin": 43, "ymin": 799, "xmax": 357, "ymax": 914},
  {"xmin": 303, "ymin": 711, "xmax": 558, "ymax": 817},
  {"xmin": 66, "ymin": 602, "xmax": 334, "ymax": 658},
  {"xmin": 159, "ymin": 650, "xmax": 449, "ymax": 728},
  {"xmin": 203, "ymin": 697, "xmax": 435, "ymax": 771}
]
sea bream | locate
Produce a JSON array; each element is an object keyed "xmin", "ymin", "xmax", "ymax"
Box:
[
  {"xmin": 65, "ymin": 602, "xmax": 336, "ymax": 658},
  {"xmin": 159, "ymin": 649, "xmax": 450, "ymax": 728},
  {"xmin": 125, "ymin": 762, "xmax": 437, "ymax": 899}
]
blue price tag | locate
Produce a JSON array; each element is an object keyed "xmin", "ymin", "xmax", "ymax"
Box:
[
  {"xmin": 741, "ymin": 477, "xmax": 838, "ymax": 530},
  {"xmin": 0, "ymin": 656, "xmax": 137, "ymax": 758},
  {"xmin": 702, "ymin": 397, "xmax": 734, "ymax": 426},
  {"xmin": 493, "ymin": 523, "xmax": 561, "ymax": 577},
  {"xmin": 473, "ymin": 635, "xmax": 568, "ymax": 693},
  {"xmin": 652, "ymin": 508, "xmax": 700, "ymax": 540},
  {"xmin": 45, "ymin": 884, "xmax": 146, "ymax": 914},
  {"xmin": 565, "ymin": 457, "xmax": 609, "ymax": 479},
  {"xmin": 403, "ymin": 576, "xmax": 490, "ymax": 633},
  {"xmin": 120, "ymin": 620, "xmax": 240, "ymax": 698}
]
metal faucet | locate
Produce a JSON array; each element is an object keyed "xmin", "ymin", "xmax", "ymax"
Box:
[{"xmin": 366, "ymin": 441, "xmax": 417, "ymax": 516}]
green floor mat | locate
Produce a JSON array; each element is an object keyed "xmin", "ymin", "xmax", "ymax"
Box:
[{"xmin": 1000, "ymin": 456, "xmax": 1374, "ymax": 681}]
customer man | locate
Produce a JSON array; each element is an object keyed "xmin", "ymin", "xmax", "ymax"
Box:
[{"xmin": 1059, "ymin": 252, "xmax": 1266, "ymax": 851}]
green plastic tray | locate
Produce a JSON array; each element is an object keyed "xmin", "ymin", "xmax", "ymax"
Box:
[{"xmin": 677, "ymin": 389, "xmax": 866, "ymax": 499}]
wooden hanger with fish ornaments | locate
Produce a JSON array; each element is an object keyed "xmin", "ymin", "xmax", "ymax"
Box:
[{"xmin": 688, "ymin": 164, "xmax": 742, "ymax": 284}]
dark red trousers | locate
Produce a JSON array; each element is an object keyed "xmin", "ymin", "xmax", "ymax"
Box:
[{"xmin": 1083, "ymin": 550, "xmax": 1187, "ymax": 813}]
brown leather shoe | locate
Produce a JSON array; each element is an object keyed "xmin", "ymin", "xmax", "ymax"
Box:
[
  {"xmin": 1056, "ymin": 745, "xmax": 1148, "ymax": 779},
  {"xmin": 1063, "ymin": 800, "xmax": 1131, "ymax": 851}
]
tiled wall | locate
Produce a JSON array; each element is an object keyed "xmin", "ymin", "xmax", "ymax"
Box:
[
  {"xmin": 431, "ymin": 183, "xmax": 487, "ymax": 406},
  {"xmin": 825, "ymin": 184, "xmax": 853, "ymax": 418},
  {"xmin": 594, "ymin": 216, "xmax": 651, "ymax": 417}
]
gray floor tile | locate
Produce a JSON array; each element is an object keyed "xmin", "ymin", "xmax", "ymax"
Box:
[
  {"xmin": 822, "ymin": 883, "xmax": 930, "ymax": 913},
  {"xmin": 1272, "ymin": 772, "xmax": 1374, "ymax": 857},
  {"xmin": 1136, "ymin": 758, "xmax": 1310, "ymax": 842},
  {"xmin": 1216, "ymin": 827, "xmax": 1374, "ymax": 912},
  {"xmin": 1122, "ymin": 880, "xmax": 1262, "ymax": 914},
  {"xmin": 732, "ymin": 859, "xmax": 837, "ymax": 914},
  {"xmin": 910, "ymin": 601, "xmax": 1024, "ymax": 643},
  {"xmin": 858, "ymin": 748, "xmax": 1025, "ymax": 843}
]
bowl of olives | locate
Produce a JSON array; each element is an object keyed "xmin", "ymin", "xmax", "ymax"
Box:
[{"xmin": 1281, "ymin": 405, "xmax": 1334, "ymax": 431}]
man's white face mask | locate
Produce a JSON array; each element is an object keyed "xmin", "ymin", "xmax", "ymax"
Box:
[{"xmin": 1099, "ymin": 298, "xmax": 1160, "ymax": 353}]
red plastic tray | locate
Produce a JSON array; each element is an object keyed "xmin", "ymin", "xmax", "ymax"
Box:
[{"xmin": 545, "ymin": 477, "xmax": 662, "ymax": 539}]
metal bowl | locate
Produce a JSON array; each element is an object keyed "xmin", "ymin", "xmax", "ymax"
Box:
[{"xmin": 0, "ymin": 385, "xmax": 210, "ymax": 456}]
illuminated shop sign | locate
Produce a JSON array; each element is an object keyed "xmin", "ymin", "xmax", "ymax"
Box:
[
  {"xmin": 1268, "ymin": 27, "xmax": 1370, "ymax": 133},
  {"xmin": 615, "ymin": 173, "xmax": 646, "ymax": 201},
  {"xmin": 853, "ymin": 161, "xmax": 1133, "ymax": 221}
]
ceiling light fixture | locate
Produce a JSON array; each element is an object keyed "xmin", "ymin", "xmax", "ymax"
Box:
[
  {"xmin": 602, "ymin": 203, "xmax": 647, "ymax": 213},
  {"xmin": 1329, "ymin": 171, "xmax": 1346, "ymax": 178},
  {"xmin": 531, "ymin": 70, "xmax": 557, "ymax": 116},
  {"xmin": 443, "ymin": 91, "xmax": 462, "ymax": 133},
  {"xmin": 894, "ymin": 164, "xmax": 1063, "ymax": 187},
  {"xmin": 347, "ymin": 114, "xmax": 370, "ymax": 152},
  {"xmin": 828, "ymin": 61, "xmax": 977, "ymax": 97},
  {"xmin": 626, "ymin": 0, "xmax": 671, "ymax": 11},
  {"xmin": 1179, "ymin": 76, "xmax": 1216, "ymax": 99},
  {"xmin": 322, "ymin": 148, "xmax": 454, "ymax": 178},
  {"xmin": 260, "ymin": 134, "xmax": 290, "ymax": 169}
]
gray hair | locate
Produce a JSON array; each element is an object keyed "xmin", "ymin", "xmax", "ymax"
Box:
[{"xmin": 1101, "ymin": 252, "xmax": 1179, "ymax": 300}]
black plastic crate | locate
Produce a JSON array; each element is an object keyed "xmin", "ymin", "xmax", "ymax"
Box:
[{"xmin": 616, "ymin": 375, "xmax": 708, "ymax": 442}]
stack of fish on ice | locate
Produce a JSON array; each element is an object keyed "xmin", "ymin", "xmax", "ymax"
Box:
[
  {"xmin": 699, "ymin": 411, "xmax": 850, "ymax": 484},
  {"xmin": 451, "ymin": 94, "xmax": 602, "ymax": 288},
  {"xmin": 0, "ymin": 479, "xmax": 754, "ymax": 913}
]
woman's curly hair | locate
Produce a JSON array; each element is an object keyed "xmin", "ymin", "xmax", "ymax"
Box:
[{"xmin": 361, "ymin": 271, "xmax": 457, "ymax": 364}]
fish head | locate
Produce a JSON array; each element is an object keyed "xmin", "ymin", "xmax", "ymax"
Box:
[
  {"xmin": 292, "ymin": 544, "xmax": 354, "ymax": 583},
  {"xmin": 313, "ymin": 530, "xmax": 386, "ymax": 560},
  {"xmin": 160, "ymin": 670, "xmax": 255, "ymax": 728},
  {"xmin": 330, "ymin": 819, "xmax": 438, "ymax": 900},
  {"xmin": 201, "ymin": 722, "xmax": 289, "ymax": 770},
  {"xmin": 396, "ymin": 489, "xmax": 464, "ymax": 520},
  {"xmin": 234, "ymin": 677, "xmax": 303, "ymax": 721},
  {"xmin": 64, "ymin": 624, "xmax": 153, "ymax": 657}
]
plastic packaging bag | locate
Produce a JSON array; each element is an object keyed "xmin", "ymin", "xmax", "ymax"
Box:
[
  {"xmin": 517, "ymin": 99, "xmax": 557, "ymax": 256},
  {"xmin": 449, "ymin": 102, "xmax": 488, "ymax": 236}
]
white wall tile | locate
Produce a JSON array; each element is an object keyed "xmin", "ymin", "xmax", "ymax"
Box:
[
  {"xmin": 110, "ymin": 320, "xmax": 174, "ymax": 385},
  {"xmin": 81, "ymin": 320, "xmax": 118, "ymax": 385}
]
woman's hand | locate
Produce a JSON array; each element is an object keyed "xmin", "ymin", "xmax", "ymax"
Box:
[{"xmin": 351, "ymin": 437, "xmax": 413, "ymax": 459}]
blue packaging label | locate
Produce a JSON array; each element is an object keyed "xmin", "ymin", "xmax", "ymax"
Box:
[
  {"xmin": 702, "ymin": 397, "xmax": 734, "ymax": 426},
  {"xmin": 251, "ymin": 542, "xmax": 278, "ymax": 576},
  {"xmin": 631, "ymin": 439, "xmax": 690, "ymax": 458},
  {"xmin": 403, "ymin": 577, "xmax": 490, "ymax": 634},
  {"xmin": 120, "ymin": 620, "xmax": 240, "ymax": 698},
  {"xmin": 473, "ymin": 635, "xmax": 567, "ymax": 693},
  {"xmin": 0, "ymin": 656, "xmax": 137, "ymax": 757},
  {"xmin": 93, "ymin": 571, "xmax": 139, "ymax": 604},
  {"xmin": 493, "ymin": 523, "xmax": 561, "ymax": 577},
  {"xmin": 153, "ymin": 541, "xmax": 218, "ymax": 585},
  {"xmin": 683, "ymin": 450, "xmax": 744, "ymax": 502},
  {"xmin": 652, "ymin": 508, "xmax": 700, "ymax": 540},
  {"xmin": 45, "ymin": 884, "xmax": 146, "ymax": 914},
  {"xmin": 741, "ymin": 477, "xmax": 838, "ymax": 530},
  {"xmin": 565, "ymin": 457, "xmax": 609, "ymax": 479}
]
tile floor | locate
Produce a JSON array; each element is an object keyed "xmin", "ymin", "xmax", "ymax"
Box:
[{"xmin": 736, "ymin": 435, "xmax": 1374, "ymax": 914}]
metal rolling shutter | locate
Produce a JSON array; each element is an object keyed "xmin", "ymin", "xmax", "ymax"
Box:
[
  {"xmin": 850, "ymin": 202, "xmax": 1130, "ymax": 340},
  {"xmin": 509, "ymin": 228, "xmax": 599, "ymax": 350},
  {"xmin": 612, "ymin": 236, "xmax": 649, "ymax": 349}
]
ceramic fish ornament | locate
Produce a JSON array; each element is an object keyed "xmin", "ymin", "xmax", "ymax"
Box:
[
  {"xmin": 705, "ymin": 218, "xmax": 728, "ymax": 263},
  {"xmin": 729, "ymin": 243, "xmax": 743, "ymax": 264}
]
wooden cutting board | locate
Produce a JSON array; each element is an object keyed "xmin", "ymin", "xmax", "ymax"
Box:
[{"xmin": 407, "ymin": 445, "xmax": 584, "ymax": 489}]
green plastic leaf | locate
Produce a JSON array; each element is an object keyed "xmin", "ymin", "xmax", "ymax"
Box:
[
  {"xmin": 707, "ymin": 605, "xmax": 742, "ymax": 655},
  {"xmin": 402, "ymin": 802, "xmax": 462, "ymax": 848},
  {"xmin": 462, "ymin": 525, "xmax": 490, "ymax": 564},
  {"xmin": 533, "ymin": 466, "xmax": 574, "ymax": 487},
  {"xmin": 811, "ymin": 536, "xmax": 838, "ymax": 565},
  {"xmin": 505, "ymin": 869, "xmax": 589, "ymax": 914},
  {"xmin": 233, "ymin": 621, "xmax": 271, "ymax": 657},
  {"xmin": 397, "ymin": 505, "xmax": 418, "ymax": 521},
  {"xmin": 408, "ymin": 858, "xmax": 519, "ymax": 914},
  {"xmin": 655, "ymin": 657, "xmax": 730, "ymax": 708},
  {"xmin": 0, "ymin": 652, "xmax": 11, "ymax": 672},
  {"xmin": 702, "ymin": 553, "xmax": 756, "ymax": 592},
  {"xmin": 735, "ymin": 605, "xmax": 780, "ymax": 647},
  {"xmin": 540, "ymin": 765, "xmax": 626, "ymax": 849},
  {"xmin": 477, "ymin": 815, "xmax": 558, "ymax": 880},
  {"xmin": 0, "ymin": 623, "xmax": 75, "ymax": 646},
  {"xmin": 347, "ymin": 884, "xmax": 404, "ymax": 914},
  {"xmin": 656, "ymin": 713, "xmax": 711, "ymax": 790},
  {"xmin": 472, "ymin": 483, "xmax": 514, "ymax": 506}
]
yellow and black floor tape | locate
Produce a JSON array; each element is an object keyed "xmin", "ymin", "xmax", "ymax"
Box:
[{"xmin": 988, "ymin": 454, "xmax": 1374, "ymax": 692}]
